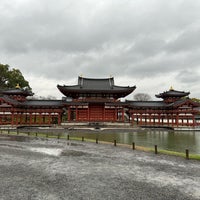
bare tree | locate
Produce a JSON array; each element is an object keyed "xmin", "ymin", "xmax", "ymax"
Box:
[
  {"xmin": 134, "ymin": 93, "xmax": 152, "ymax": 101},
  {"xmin": 27, "ymin": 95, "xmax": 57, "ymax": 100}
]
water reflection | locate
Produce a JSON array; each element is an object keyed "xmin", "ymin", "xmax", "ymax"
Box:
[
  {"xmin": 70, "ymin": 130, "xmax": 200, "ymax": 154},
  {"xmin": 0, "ymin": 129, "xmax": 199, "ymax": 154}
]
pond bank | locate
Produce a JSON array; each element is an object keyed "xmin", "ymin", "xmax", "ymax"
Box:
[{"xmin": 1, "ymin": 129, "xmax": 200, "ymax": 160}]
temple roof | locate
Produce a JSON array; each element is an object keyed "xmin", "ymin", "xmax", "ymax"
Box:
[
  {"xmin": 22, "ymin": 100, "xmax": 63, "ymax": 108},
  {"xmin": 126, "ymin": 98, "xmax": 200, "ymax": 109},
  {"xmin": 126, "ymin": 100, "xmax": 170, "ymax": 109},
  {"xmin": 57, "ymin": 76, "xmax": 136, "ymax": 99},
  {"xmin": 2, "ymin": 88, "xmax": 33, "ymax": 97},
  {"xmin": 155, "ymin": 89, "xmax": 190, "ymax": 99}
]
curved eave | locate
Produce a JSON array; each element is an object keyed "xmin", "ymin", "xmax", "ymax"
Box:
[
  {"xmin": 22, "ymin": 100, "xmax": 63, "ymax": 108},
  {"xmin": 57, "ymin": 85, "xmax": 136, "ymax": 98},
  {"xmin": 155, "ymin": 92, "xmax": 190, "ymax": 99},
  {"xmin": 2, "ymin": 90, "xmax": 33, "ymax": 97}
]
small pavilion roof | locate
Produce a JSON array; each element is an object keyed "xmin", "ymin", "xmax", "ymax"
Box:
[
  {"xmin": 155, "ymin": 89, "xmax": 190, "ymax": 99},
  {"xmin": 2, "ymin": 88, "xmax": 33, "ymax": 97},
  {"xmin": 57, "ymin": 76, "xmax": 136, "ymax": 99}
]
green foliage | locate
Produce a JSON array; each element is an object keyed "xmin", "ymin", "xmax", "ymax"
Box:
[
  {"xmin": 191, "ymin": 98, "xmax": 200, "ymax": 103},
  {"xmin": 0, "ymin": 63, "xmax": 31, "ymax": 89}
]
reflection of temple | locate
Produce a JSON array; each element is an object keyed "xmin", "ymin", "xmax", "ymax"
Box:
[{"xmin": 0, "ymin": 76, "xmax": 199, "ymax": 128}]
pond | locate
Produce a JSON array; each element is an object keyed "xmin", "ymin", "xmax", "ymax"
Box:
[
  {"xmin": 68, "ymin": 129, "xmax": 200, "ymax": 154},
  {"xmin": 1, "ymin": 128, "xmax": 200, "ymax": 154}
]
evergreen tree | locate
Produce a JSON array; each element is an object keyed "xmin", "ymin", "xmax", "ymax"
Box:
[{"xmin": 0, "ymin": 64, "xmax": 31, "ymax": 90}]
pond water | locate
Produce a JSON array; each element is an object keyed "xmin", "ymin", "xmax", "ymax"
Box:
[
  {"xmin": 1, "ymin": 128, "xmax": 200, "ymax": 154},
  {"xmin": 69, "ymin": 130, "xmax": 200, "ymax": 154}
]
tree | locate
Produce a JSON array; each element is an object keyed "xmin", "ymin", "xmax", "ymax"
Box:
[
  {"xmin": 191, "ymin": 98, "xmax": 200, "ymax": 103},
  {"xmin": 28, "ymin": 95, "xmax": 56, "ymax": 100},
  {"xmin": 0, "ymin": 64, "xmax": 31, "ymax": 89},
  {"xmin": 134, "ymin": 93, "xmax": 152, "ymax": 101}
]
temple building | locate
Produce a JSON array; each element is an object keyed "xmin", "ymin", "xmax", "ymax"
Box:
[
  {"xmin": 0, "ymin": 76, "xmax": 199, "ymax": 128},
  {"xmin": 127, "ymin": 87, "xmax": 200, "ymax": 127},
  {"xmin": 0, "ymin": 87, "xmax": 63, "ymax": 126},
  {"xmin": 57, "ymin": 76, "xmax": 136, "ymax": 122}
]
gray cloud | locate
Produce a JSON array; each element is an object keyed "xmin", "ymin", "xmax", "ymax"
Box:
[
  {"xmin": 176, "ymin": 70, "xmax": 200, "ymax": 84},
  {"xmin": 0, "ymin": 0, "xmax": 200, "ymax": 98}
]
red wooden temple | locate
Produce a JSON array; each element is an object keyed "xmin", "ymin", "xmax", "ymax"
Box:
[
  {"xmin": 57, "ymin": 76, "xmax": 136, "ymax": 122},
  {"xmin": 0, "ymin": 77, "xmax": 199, "ymax": 128},
  {"xmin": 127, "ymin": 87, "xmax": 200, "ymax": 127}
]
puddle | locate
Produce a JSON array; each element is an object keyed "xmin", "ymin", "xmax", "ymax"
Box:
[
  {"xmin": 29, "ymin": 147, "xmax": 62, "ymax": 156},
  {"xmin": 0, "ymin": 135, "xmax": 30, "ymax": 142},
  {"xmin": 61, "ymin": 150, "xmax": 89, "ymax": 156},
  {"xmin": 66, "ymin": 142, "xmax": 84, "ymax": 146},
  {"xmin": 0, "ymin": 143, "xmax": 24, "ymax": 149}
]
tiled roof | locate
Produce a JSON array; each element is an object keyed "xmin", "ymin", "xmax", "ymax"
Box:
[
  {"xmin": 2, "ymin": 88, "xmax": 33, "ymax": 96},
  {"xmin": 156, "ymin": 89, "xmax": 190, "ymax": 98},
  {"xmin": 1, "ymin": 96, "xmax": 20, "ymax": 106},
  {"xmin": 57, "ymin": 76, "xmax": 136, "ymax": 98},
  {"xmin": 22, "ymin": 100, "xmax": 63, "ymax": 107},
  {"xmin": 126, "ymin": 100, "xmax": 170, "ymax": 108}
]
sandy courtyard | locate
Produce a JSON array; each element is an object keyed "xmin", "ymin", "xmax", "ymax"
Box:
[{"xmin": 0, "ymin": 136, "xmax": 200, "ymax": 200}]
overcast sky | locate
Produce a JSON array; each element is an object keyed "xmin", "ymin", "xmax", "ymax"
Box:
[{"xmin": 1, "ymin": 0, "xmax": 200, "ymax": 100}]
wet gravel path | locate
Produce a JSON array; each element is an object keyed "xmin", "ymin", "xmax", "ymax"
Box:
[{"xmin": 0, "ymin": 136, "xmax": 200, "ymax": 200}]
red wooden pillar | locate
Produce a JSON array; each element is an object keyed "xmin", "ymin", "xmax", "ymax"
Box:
[
  {"xmin": 131, "ymin": 111, "xmax": 133, "ymax": 124},
  {"xmin": 171, "ymin": 114, "xmax": 174, "ymax": 127},
  {"xmin": 58, "ymin": 113, "xmax": 61, "ymax": 124},
  {"xmin": 131, "ymin": 112, "xmax": 134, "ymax": 125},
  {"xmin": 19, "ymin": 112, "xmax": 22, "ymax": 125},
  {"xmin": 103, "ymin": 105, "xmax": 105, "ymax": 121},
  {"xmin": 149, "ymin": 113, "xmax": 151, "ymax": 125},
  {"xmin": 167, "ymin": 114, "xmax": 169, "ymax": 126},
  {"xmin": 113, "ymin": 106, "xmax": 116, "ymax": 122},
  {"xmin": 176, "ymin": 114, "xmax": 179, "ymax": 127},
  {"xmin": 122, "ymin": 107, "xmax": 124, "ymax": 122},
  {"xmin": 48, "ymin": 113, "xmax": 51, "ymax": 125},
  {"xmin": 30, "ymin": 113, "xmax": 32, "ymax": 125},
  {"xmin": 39, "ymin": 112, "xmax": 42, "ymax": 125},
  {"xmin": 13, "ymin": 113, "xmax": 15, "ymax": 125},
  {"xmin": 154, "ymin": 113, "xmax": 156, "ymax": 126},
  {"xmin": 136, "ymin": 114, "xmax": 139, "ymax": 125},
  {"xmin": 187, "ymin": 116, "xmax": 189, "ymax": 126},
  {"xmin": 87, "ymin": 105, "xmax": 90, "ymax": 121},
  {"xmin": 1, "ymin": 114, "xmax": 4, "ymax": 125},
  {"xmin": 0, "ymin": 111, "xmax": 1, "ymax": 125},
  {"xmin": 192, "ymin": 115, "xmax": 195, "ymax": 127},
  {"xmin": 158, "ymin": 114, "xmax": 161, "ymax": 126},
  {"xmin": 76, "ymin": 106, "xmax": 78, "ymax": 121},
  {"xmin": 11, "ymin": 112, "xmax": 14, "ymax": 126},
  {"xmin": 68, "ymin": 107, "xmax": 71, "ymax": 121},
  {"xmin": 17, "ymin": 113, "xmax": 19, "ymax": 125},
  {"xmin": 139, "ymin": 113, "xmax": 142, "ymax": 125},
  {"xmin": 16, "ymin": 113, "xmax": 19, "ymax": 125}
]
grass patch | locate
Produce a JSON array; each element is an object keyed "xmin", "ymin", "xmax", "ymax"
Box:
[
  {"xmin": 189, "ymin": 154, "xmax": 200, "ymax": 160},
  {"xmin": 158, "ymin": 149, "xmax": 200, "ymax": 161},
  {"xmin": 159, "ymin": 149, "xmax": 185, "ymax": 157}
]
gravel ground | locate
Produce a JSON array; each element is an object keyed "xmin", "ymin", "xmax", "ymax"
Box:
[{"xmin": 0, "ymin": 135, "xmax": 200, "ymax": 200}]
